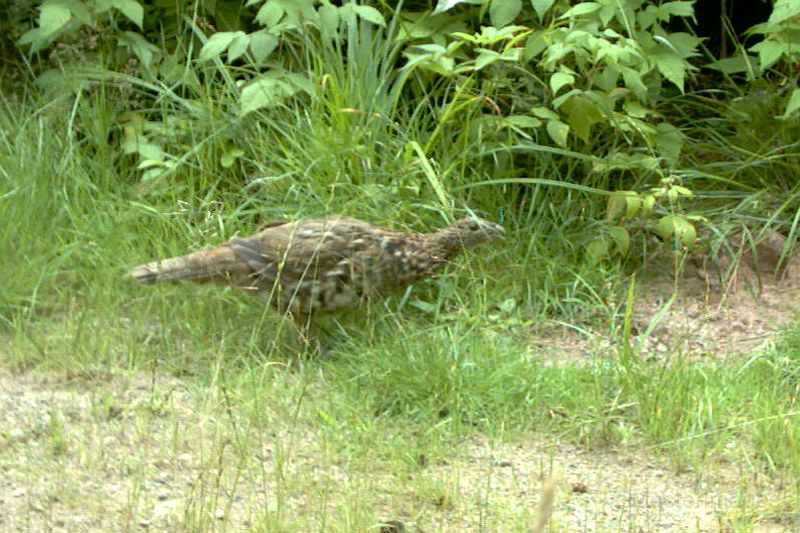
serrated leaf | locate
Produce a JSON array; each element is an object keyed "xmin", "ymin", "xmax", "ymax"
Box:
[
  {"xmin": 654, "ymin": 54, "xmax": 687, "ymax": 92},
  {"xmin": 621, "ymin": 67, "xmax": 647, "ymax": 101},
  {"xmin": 198, "ymin": 32, "xmax": 238, "ymax": 62},
  {"xmin": 546, "ymin": 119, "xmax": 569, "ymax": 147},
  {"xmin": 750, "ymin": 40, "xmax": 787, "ymax": 70},
  {"xmin": 490, "ymin": 0, "xmax": 521, "ymax": 26},
  {"xmin": 354, "ymin": 5, "xmax": 385, "ymax": 26}
]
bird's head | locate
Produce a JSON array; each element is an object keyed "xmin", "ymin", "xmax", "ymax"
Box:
[
  {"xmin": 450, "ymin": 216, "xmax": 506, "ymax": 246},
  {"xmin": 428, "ymin": 216, "xmax": 505, "ymax": 257}
]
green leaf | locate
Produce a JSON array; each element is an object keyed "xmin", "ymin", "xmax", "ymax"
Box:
[
  {"xmin": 769, "ymin": 0, "xmax": 800, "ymax": 25},
  {"xmin": 531, "ymin": 106, "xmax": 559, "ymax": 120},
  {"xmin": 523, "ymin": 32, "xmax": 547, "ymax": 60},
  {"xmin": 228, "ymin": 32, "xmax": 250, "ymax": 62},
  {"xmin": 531, "ymin": 0, "xmax": 556, "ymax": 21},
  {"xmin": 239, "ymin": 71, "xmax": 311, "ymax": 116},
  {"xmin": 621, "ymin": 67, "xmax": 647, "ymax": 101},
  {"xmin": 781, "ymin": 88, "xmax": 800, "ymax": 119},
  {"xmin": 549, "ymin": 71, "xmax": 574, "ymax": 95},
  {"xmin": 706, "ymin": 55, "xmax": 758, "ymax": 75},
  {"xmin": 642, "ymin": 194, "xmax": 656, "ymax": 216},
  {"xmin": 354, "ymin": 5, "xmax": 385, "ymax": 26},
  {"xmin": 656, "ymin": 32, "xmax": 701, "ymax": 59},
  {"xmin": 117, "ymin": 31, "xmax": 159, "ymax": 68},
  {"xmin": 586, "ymin": 238, "xmax": 609, "ymax": 264},
  {"xmin": 318, "ymin": 4, "xmax": 339, "ymax": 34},
  {"xmin": 490, "ymin": 0, "xmax": 522, "ymax": 26},
  {"xmin": 98, "ymin": 0, "xmax": 144, "ymax": 28},
  {"xmin": 498, "ymin": 298, "xmax": 517, "ymax": 313},
  {"xmin": 559, "ymin": 2, "xmax": 601, "ymax": 19},
  {"xmin": 657, "ymin": 1, "xmax": 694, "ymax": 19},
  {"xmin": 655, "ymin": 215, "xmax": 696, "ymax": 247},
  {"xmin": 546, "ymin": 119, "xmax": 569, "ymax": 147},
  {"xmin": 256, "ymin": 1, "xmax": 285, "ymax": 27},
  {"xmin": 249, "ymin": 31, "xmax": 278, "ymax": 62},
  {"xmin": 654, "ymin": 123, "xmax": 684, "ymax": 165},
  {"xmin": 607, "ymin": 226, "xmax": 631, "ymax": 256},
  {"xmin": 607, "ymin": 191, "xmax": 639, "ymax": 221},
  {"xmin": 476, "ymin": 49, "xmax": 501, "ymax": 70},
  {"xmin": 750, "ymin": 40, "xmax": 787, "ymax": 70},
  {"xmin": 563, "ymin": 95, "xmax": 604, "ymax": 142},
  {"xmin": 502, "ymin": 115, "xmax": 542, "ymax": 129},
  {"xmin": 39, "ymin": 2, "xmax": 72, "ymax": 37},
  {"xmin": 433, "ymin": 0, "xmax": 468, "ymax": 15},
  {"xmin": 654, "ymin": 54, "xmax": 687, "ymax": 92},
  {"xmin": 198, "ymin": 32, "xmax": 238, "ymax": 62},
  {"xmin": 221, "ymin": 148, "xmax": 245, "ymax": 168},
  {"xmin": 606, "ymin": 193, "xmax": 626, "ymax": 221}
]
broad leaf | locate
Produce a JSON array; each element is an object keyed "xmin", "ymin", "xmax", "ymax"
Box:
[
  {"xmin": 354, "ymin": 5, "xmax": 385, "ymax": 26},
  {"xmin": 769, "ymin": 0, "xmax": 800, "ymax": 25},
  {"xmin": 654, "ymin": 54, "xmax": 687, "ymax": 92},
  {"xmin": 40, "ymin": 2, "xmax": 72, "ymax": 37},
  {"xmin": 531, "ymin": 0, "xmax": 556, "ymax": 21},
  {"xmin": 546, "ymin": 119, "xmax": 569, "ymax": 147},
  {"xmin": 98, "ymin": 0, "xmax": 143, "ymax": 28},
  {"xmin": 490, "ymin": 0, "xmax": 521, "ymax": 26},
  {"xmin": 198, "ymin": 32, "xmax": 239, "ymax": 62},
  {"xmin": 249, "ymin": 31, "xmax": 278, "ymax": 62}
]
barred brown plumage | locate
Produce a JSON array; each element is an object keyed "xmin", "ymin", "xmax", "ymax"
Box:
[{"xmin": 130, "ymin": 216, "xmax": 504, "ymax": 350}]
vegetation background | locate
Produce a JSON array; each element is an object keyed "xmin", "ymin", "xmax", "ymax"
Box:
[{"xmin": 1, "ymin": 0, "xmax": 800, "ymax": 530}]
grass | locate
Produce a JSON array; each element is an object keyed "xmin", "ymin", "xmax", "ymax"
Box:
[{"xmin": 2, "ymin": 18, "xmax": 800, "ymax": 530}]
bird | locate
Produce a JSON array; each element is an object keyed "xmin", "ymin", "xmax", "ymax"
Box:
[{"xmin": 131, "ymin": 215, "xmax": 504, "ymax": 350}]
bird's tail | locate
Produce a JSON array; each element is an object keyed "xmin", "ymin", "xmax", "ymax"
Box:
[{"xmin": 130, "ymin": 245, "xmax": 253, "ymax": 285}]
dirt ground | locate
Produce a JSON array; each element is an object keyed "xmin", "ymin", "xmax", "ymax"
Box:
[{"xmin": 0, "ymin": 367, "xmax": 795, "ymax": 532}]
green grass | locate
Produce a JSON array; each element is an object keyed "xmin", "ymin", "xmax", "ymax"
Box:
[{"xmin": 3, "ymin": 23, "xmax": 800, "ymax": 529}]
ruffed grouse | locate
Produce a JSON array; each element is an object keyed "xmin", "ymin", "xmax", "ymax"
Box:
[{"xmin": 131, "ymin": 216, "xmax": 504, "ymax": 349}]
